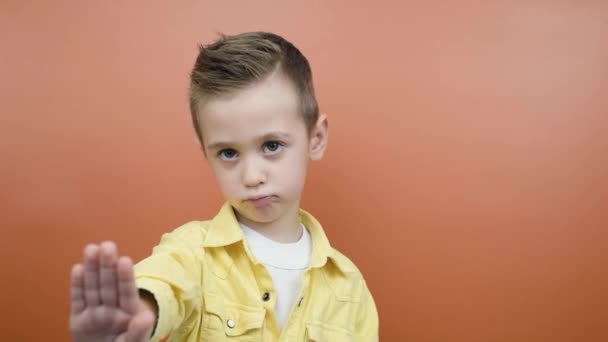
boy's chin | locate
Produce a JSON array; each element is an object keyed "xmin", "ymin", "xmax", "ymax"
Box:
[{"xmin": 232, "ymin": 203, "xmax": 282, "ymax": 225}]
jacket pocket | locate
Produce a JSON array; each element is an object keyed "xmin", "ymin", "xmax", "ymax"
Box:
[
  {"xmin": 203, "ymin": 293, "xmax": 266, "ymax": 340},
  {"xmin": 305, "ymin": 322, "xmax": 355, "ymax": 342}
]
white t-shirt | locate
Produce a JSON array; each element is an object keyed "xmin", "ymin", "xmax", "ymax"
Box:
[{"xmin": 240, "ymin": 223, "xmax": 312, "ymax": 330}]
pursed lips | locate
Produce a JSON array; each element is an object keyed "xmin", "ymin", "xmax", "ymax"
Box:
[{"xmin": 246, "ymin": 195, "xmax": 274, "ymax": 207}]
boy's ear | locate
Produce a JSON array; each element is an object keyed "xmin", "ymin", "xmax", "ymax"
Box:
[{"xmin": 309, "ymin": 114, "xmax": 329, "ymax": 161}]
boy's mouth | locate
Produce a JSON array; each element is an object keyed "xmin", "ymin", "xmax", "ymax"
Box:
[{"xmin": 246, "ymin": 195, "xmax": 274, "ymax": 208}]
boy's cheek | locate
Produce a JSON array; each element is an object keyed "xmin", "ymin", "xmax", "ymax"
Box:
[{"xmin": 218, "ymin": 177, "xmax": 242, "ymax": 198}]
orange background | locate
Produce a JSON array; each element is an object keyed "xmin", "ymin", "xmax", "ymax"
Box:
[{"xmin": 1, "ymin": 1, "xmax": 607, "ymax": 341}]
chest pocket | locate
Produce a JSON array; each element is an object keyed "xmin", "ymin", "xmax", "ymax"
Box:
[
  {"xmin": 202, "ymin": 293, "xmax": 266, "ymax": 341},
  {"xmin": 305, "ymin": 322, "xmax": 356, "ymax": 342}
]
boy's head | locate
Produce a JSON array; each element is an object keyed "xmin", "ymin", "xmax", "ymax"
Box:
[
  {"xmin": 189, "ymin": 32, "xmax": 328, "ymax": 228},
  {"xmin": 189, "ymin": 32, "xmax": 319, "ymax": 143}
]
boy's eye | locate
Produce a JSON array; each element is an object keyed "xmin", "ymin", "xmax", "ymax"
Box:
[
  {"xmin": 263, "ymin": 141, "xmax": 283, "ymax": 154},
  {"xmin": 219, "ymin": 149, "xmax": 238, "ymax": 160}
]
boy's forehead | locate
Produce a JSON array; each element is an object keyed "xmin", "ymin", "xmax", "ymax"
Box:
[
  {"xmin": 203, "ymin": 71, "xmax": 298, "ymax": 117},
  {"xmin": 197, "ymin": 73, "xmax": 304, "ymax": 141}
]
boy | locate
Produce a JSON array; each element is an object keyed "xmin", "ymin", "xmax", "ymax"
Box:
[{"xmin": 70, "ymin": 32, "xmax": 378, "ymax": 341}]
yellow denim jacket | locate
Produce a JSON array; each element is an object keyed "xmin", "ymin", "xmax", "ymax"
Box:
[{"xmin": 134, "ymin": 203, "xmax": 379, "ymax": 341}]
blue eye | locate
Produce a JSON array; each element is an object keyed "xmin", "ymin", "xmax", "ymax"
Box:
[
  {"xmin": 263, "ymin": 141, "xmax": 283, "ymax": 154},
  {"xmin": 219, "ymin": 149, "xmax": 238, "ymax": 160}
]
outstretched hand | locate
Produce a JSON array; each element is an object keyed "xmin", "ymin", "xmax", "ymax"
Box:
[{"xmin": 70, "ymin": 242, "xmax": 155, "ymax": 342}]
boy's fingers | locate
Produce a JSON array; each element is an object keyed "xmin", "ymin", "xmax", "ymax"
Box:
[
  {"xmin": 70, "ymin": 263, "xmax": 86, "ymax": 314},
  {"xmin": 83, "ymin": 244, "xmax": 101, "ymax": 306},
  {"xmin": 99, "ymin": 241, "xmax": 119, "ymax": 307},
  {"xmin": 117, "ymin": 256, "xmax": 139, "ymax": 314},
  {"xmin": 123, "ymin": 308, "xmax": 155, "ymax": 342}
]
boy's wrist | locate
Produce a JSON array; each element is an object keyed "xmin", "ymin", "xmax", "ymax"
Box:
[{"xmin": 138, "ymin": 289, "xmax": 159, "ymax": 335}]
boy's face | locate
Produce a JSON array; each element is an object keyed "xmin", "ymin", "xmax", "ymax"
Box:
[{"xmin": 196, "ymin": 70, "xmax": 327, "ymax": 227}]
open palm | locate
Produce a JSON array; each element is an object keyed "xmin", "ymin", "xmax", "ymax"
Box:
[{"xmin": 70, "ymin": 242, "xmax": 155, "ymax": 342}]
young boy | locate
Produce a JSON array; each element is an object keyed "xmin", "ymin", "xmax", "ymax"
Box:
[{"xmin": 69, "ymin": 32, "xmax": 378, "ymax": 341}]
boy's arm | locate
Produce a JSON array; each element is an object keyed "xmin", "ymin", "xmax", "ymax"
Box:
[
  {"xmin": 138, "ymin": 289, "xmax": 159, "ymax": 331},
  {"xmin": 133, "ymin": 228, "xmax": 204, "ymax": 341},
  {"xmin": 139, "ymin": 289, "xmax": 159, "ymax": 316}
]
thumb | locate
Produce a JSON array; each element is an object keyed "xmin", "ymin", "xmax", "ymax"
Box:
[{"xmin": 125, "ymin": 309, "xmax": 155, "ymax": 342}]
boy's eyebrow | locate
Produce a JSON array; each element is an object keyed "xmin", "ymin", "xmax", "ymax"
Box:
[
  {"xmin": 206, "ymin": 141, "xmax": 230, "ymax": 151},
  {"xmin": 206, "ymin": 132, "xmax": 292, "ymax": 150},
  {"xmin": 260, "ymin": 131, "xmax": 292, "ymax": 141}
]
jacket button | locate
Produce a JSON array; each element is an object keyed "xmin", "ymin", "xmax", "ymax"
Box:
[
  {"xmin": 262, "ymin": 292, "xmax": 271, "ymax": 301},
  {"xmin": 227, "ymin": 319, "xmax": 236, "ymax": 328}
]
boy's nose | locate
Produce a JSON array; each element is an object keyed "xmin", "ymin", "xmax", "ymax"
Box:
[{"xmin": 241, "ymin": 158, "xmax": 267, "ymax": 187}]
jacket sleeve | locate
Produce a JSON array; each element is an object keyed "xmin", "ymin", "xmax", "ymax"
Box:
[
  {"xmin": 355, "ymin": 280, "xmax": 379, "ymax": 342},
  {"xmin": 134, "ymin": 225, "xmax": 204, "ymax": 341}
]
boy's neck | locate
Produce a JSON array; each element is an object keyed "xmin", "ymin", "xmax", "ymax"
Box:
[{"xmin": 236, "ymin": 204, "xmax": 302, "ymax": 243}]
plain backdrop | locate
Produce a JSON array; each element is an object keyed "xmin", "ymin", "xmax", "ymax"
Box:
[{"xmin": 1, "ymin": 1, "xmax": 607, "ymax": 341}]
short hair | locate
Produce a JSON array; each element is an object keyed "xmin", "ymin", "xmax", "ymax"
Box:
[{"xmin": 189, "ymin": 32, "xmax": 319, "ymax": 143}]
